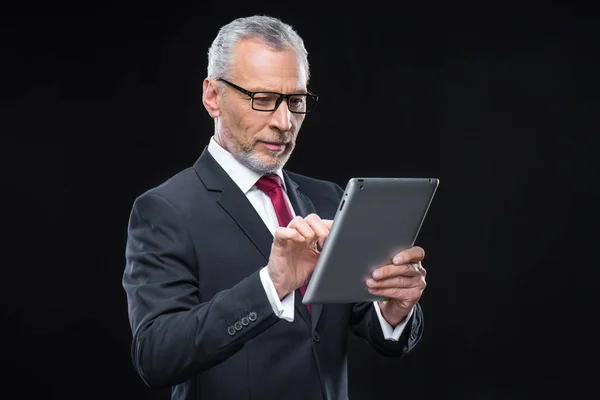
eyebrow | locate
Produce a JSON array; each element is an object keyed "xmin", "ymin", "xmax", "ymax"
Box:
[{"xmin": 251, "ymin": 86, "xmax": 308, "ymax": 94}]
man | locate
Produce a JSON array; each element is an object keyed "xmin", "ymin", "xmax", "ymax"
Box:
[{"xmin": 123, "ymin": 15, "xmax": 427, "ymax": 400}]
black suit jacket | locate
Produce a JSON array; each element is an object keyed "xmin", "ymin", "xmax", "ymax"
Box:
[{"xmin": 122, "ymin": 147, "xmax": 424, "ymax": 400}]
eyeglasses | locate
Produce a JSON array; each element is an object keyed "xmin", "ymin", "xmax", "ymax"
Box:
[{"xmin": 216, "ymin": 78, "xmax": 319, "ymax": 114}]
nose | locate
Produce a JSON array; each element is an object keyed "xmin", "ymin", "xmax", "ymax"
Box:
[{"xmin": 269, "ymin": 100, "xmax": 293, "ymax": 132}]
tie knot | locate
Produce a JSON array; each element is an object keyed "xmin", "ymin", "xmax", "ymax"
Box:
[{"xmin": 255, "ymin": 174, "xmax": 282, "ymax": 194}]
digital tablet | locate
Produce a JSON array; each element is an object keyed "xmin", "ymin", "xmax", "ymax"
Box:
[{"xmin": 302, "ymin": 177, "xmax": 439, "ymax": 304}]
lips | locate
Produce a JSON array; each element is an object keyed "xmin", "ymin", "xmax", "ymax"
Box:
[{"xmin": 259, "ymin": 140, "xmax": 287, "ymax": 151}]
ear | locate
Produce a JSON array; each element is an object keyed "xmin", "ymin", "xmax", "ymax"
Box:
[{"xmin": 202, "ymin": 78, "xmax": 220, "ymax": 118}]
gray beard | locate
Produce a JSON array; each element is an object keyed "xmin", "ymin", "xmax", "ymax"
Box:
[{"xmin": 234, "ymin": 148, "xmax": 293, "ymax": 174}]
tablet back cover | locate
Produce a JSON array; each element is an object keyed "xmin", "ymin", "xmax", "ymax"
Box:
[{"xmin": 302, "ymin": 177, "xmax": 439, "ymax": 304}]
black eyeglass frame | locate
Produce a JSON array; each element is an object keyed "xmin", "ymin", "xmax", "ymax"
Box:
[{"xmin": 216, "ymin": 78, "xmax": 319, "ymax": 114}]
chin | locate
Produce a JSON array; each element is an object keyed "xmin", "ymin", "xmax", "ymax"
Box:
[
  {"xmin": 262, "ymin": 155, "xmax": 287, "ymax": 171},
  {"xmin": 233, "ymin": 140, "xmax": 294, "ymax": 173},
  {"xmin": 234, "ymin": 153, "xmax": 274, "ymax": 174},
  {"xmin": 251, "ymin": 153, "xmax": 291, "ymax": 174}
]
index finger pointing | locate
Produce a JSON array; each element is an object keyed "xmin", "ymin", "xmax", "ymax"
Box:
[{"xmin": 305, "ymin": 216, "xmax": 332, "ymax": 248}]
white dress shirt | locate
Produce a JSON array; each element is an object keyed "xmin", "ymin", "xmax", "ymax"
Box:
[{"xmin": 207, "ymin": 136, "xmax": 413, "ymax": 341}]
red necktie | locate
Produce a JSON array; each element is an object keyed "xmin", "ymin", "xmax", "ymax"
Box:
[{"xmin": 255, "ymin": 174, "xmax": 310, "ymax": 313}]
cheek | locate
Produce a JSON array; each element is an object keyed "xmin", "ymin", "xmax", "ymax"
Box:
[
  {"xmin": 239, "ymin": 116, "xmax": 264, "ymax": 142},
  {"xmin": 227, "ymin": 107, "xmax": 255, "ymax": 140},
  {"xmin": 227, "ymin": 105, "xmax": 245, "ymax": 127}
]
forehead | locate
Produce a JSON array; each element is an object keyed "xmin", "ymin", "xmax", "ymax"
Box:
[{"xmin": 229, "ymin": 37, "xmax": 307, "ymax": 92}]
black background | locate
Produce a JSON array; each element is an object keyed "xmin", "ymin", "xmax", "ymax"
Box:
[{"xmin": 2, "ymin": 2, "xmax": 599, "ymax": 399}]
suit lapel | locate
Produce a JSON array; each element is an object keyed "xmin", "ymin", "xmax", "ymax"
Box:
[
  {"xmin": 194, "ymin": 148, "xmax": 273, "ymax": 262},
  {"xmin": 193, "ymin": 150, "xmax": 322, "ymax": 330},
  {"xmin": 284, "ymin": 172, "xmax": 323, "ymax": 331}
]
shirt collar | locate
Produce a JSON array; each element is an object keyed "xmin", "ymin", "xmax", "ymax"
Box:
[{"xmin": 207, "ymin": 136, "xmax": 287, "ymax": 194}]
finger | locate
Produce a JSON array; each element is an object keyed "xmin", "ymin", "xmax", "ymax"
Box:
[
  {"xmin": 322, "ymin": 219, "xmax": 334, "ymax": 230},
  {"xmin": 304, "ymin": 214, "xmax": 331, "ymax": 248},
  {"xmin": 367, "ymin": 286, "xmax": 425, "ymax": 300},
  {"xmin": 305, "ymin": 213, "xmax": 321, "ymax": 222},
  {"xmin": 392, "ymin": 246, "xmax": 425, "ymax": 265},
  {"xmin": 274, "ymin": 227, "xmax": 306, "ymax": 244},
  {"xmin": 286, "ymin": 215, "xmax": 304, "ymax": 228},
  {"xmin": 372, "ymin": 263, "xmax": 423, "ymax": 280},
  {"xmin": 366, "ymin": 274, "xmax": 426, "ymax": 290},
  {"xmin": 288, "ymin": 217, "xmax": 317, "ymax": 244}
]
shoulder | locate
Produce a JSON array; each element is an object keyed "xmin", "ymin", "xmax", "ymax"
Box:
[
  {"xmin": 285, "ymin": 170, "xmax": 345, "ymax": 205},
  {"xmin": 131, "ymin": 167, "xmax": 203, "ymax": 213},
  {"xmin": 286, "ymin": 170, "xmax": 342, "ymax": 191}
]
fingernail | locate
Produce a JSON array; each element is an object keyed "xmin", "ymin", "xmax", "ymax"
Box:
[
  {"xmin": 372, "ymin": 270, "xmax": 381, "ymax": 279},
  {"xmin": 366, "ymin": 279, "xmax": 375, "ymax": 286},
  {"xmin": 393, "ymin": 256, "xmax": 403, "ymax": 265}
]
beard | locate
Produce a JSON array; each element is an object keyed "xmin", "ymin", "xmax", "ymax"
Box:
[{"xmin": 230, "ymin": 135, "xmax": 295, "ymax": 174}]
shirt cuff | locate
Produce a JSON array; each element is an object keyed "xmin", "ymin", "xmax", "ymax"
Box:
[
  {"xmin": 259, "ymin": 266, "xmax": 295, "ymax": 322},
  {"xmin": 373, "ymin": 302, "xmax": 415, "ymax": 341}
]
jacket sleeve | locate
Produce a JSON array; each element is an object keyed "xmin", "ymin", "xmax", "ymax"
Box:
[
  {"xmin": 349, "ymin": 301, "xmax": 424, "ymax": 357},
  {"xmin": 122, "ymin": 192, "xmax": 280, "ymax": 388}
]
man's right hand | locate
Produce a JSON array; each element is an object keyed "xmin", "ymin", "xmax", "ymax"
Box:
[{"xmin": 267, "ymin": 213, "xmax": 333, "ymax": 299}]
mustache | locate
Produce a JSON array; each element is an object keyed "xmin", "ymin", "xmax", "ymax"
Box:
[{"xmin": 255, "ymin": 133, "xmax": 292, "ymax": 144}]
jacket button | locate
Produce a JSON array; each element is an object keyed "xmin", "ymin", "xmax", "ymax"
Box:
[
  {"xmin": 227, "ymin": 326, "xmax": 236, "ymax": 336},
  {"xmin": 313, "ymin": 331, "xmax": 321, "ymax": 342},
  {"xmin": 248, "ymin": 312, "xmax": 257, "ymax": 321},
  {"xmin": 241, "ymin": 317, "xmax": 250, "ymax": 326},
  {"xmin": 234, "ymin": 321, "xmax": 243, "ymax": 331}
]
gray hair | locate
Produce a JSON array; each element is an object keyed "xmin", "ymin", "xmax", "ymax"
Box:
[{"xmin": 206, "ymin": 15, "xmax": 310, "ymax": 83}]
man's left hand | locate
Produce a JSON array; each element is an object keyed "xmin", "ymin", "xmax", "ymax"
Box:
[{"xmin": 366, "ymin": 246, "xmax": 427, "ymax": 327}]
